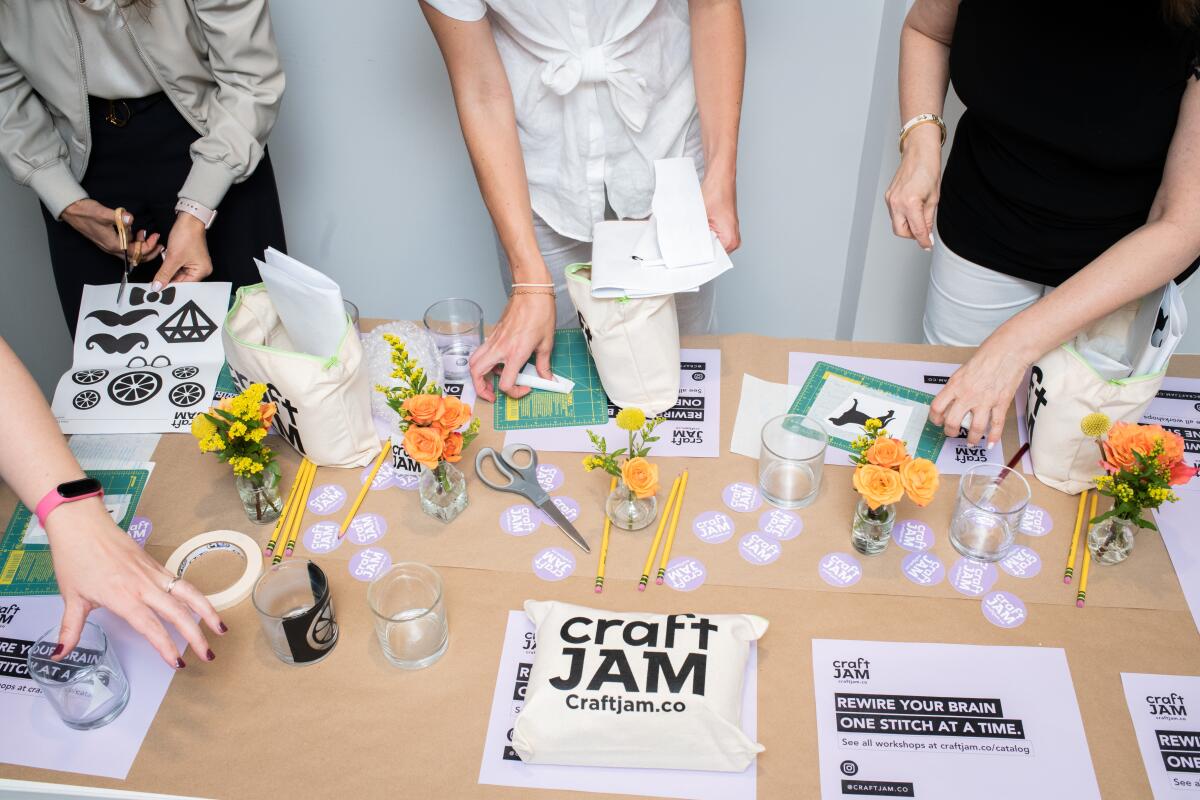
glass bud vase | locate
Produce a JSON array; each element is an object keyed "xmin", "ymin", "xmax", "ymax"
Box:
[
  {"xmin": 1087, "ymin": 516, "xmax": 1136, "ymax": 565},
  {"xmin": 419, "ymin": 462, "xmax": 468, "ymax": 523},
  {"xmin": 606, "ymin": 480, "xmax": 658, "ymax": 531},
  {"xmin": 236, "ymin": 471, "xmax": 282, "ymax": 525},
  {"xmin": 851, "ymin": 499, "xmax": 895, "ymax": 555}
]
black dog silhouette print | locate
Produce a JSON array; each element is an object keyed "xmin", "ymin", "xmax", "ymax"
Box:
[{"xmin": 829, "ymin": 398, "xmax": 896, "ymax": 430}]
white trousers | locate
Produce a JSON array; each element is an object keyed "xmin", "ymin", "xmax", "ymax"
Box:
[
  {"xmin": 922, "ymin": 232, "xmax": 1051, "ymax": 347},
  {"xmin": 496, "ymin": 213, "xmax": 718, "ymax": 335}
]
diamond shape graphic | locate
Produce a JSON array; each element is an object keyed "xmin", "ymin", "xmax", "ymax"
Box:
[{"xmin": 157, "ymin": 300, "xmax": 217, "ymax": 344}]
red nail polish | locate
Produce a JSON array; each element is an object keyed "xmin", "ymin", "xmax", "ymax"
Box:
[
  {"xmin": 206, "ymin": 649, "xmax": 215, "ymax": 661},
  {"xmin": 175, "ymin": 658, "xmax": 186, "ymax": 669},
  {"xmin": 52, "ymin": 643, "xmax": 64, "ymax": 657},
  {"xmin": 217, "ymin": 621, "xmax": 229, "ymax": 634}
]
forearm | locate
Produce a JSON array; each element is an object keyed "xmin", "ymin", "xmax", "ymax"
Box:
[
  {"xmin": 898, "ymin": 2, "xmax": 955, "ymax": 154},
  {"xmin": 690, "ymin": 0, "xmax": 744, "ymax": 182}
]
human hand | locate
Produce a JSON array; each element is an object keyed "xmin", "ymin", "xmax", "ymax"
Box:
[
  {"xmin": 469, "ymin": 292, "xmax": 557, "ymax": 402},
  {"xmin": 152, "ymin": 213, "xmax": 213, "ymax": 289},
  {"xmin": 701, "ymin": 171, "xmax": 741, "ymax": 253},
  {"xmin": 45, "ymin": 499, "xmax": 225, "ymax": 668},
  {"xmin": 61, "ymin": 199, "xmax": 162, "ymax": 262},
  {"xmin": 884, "ymin": 124, "xmax": 942, "ymax": 250},
  {"xmin": 930, "ymin": 329, "xmax": 1035, "ymax": 448}
]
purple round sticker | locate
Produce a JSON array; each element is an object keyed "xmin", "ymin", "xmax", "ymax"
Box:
[
  {"xmin": 361, "ymin": 463, "xmax": 398, "ymax": 491},
  {"xmin": 982, "ymin": 590, "xmax": 1028, "ymax": 628},
  {"xmin": 126, "ymin": 516, "xmax": 152, "ymax": 547},
  {"xmin": 901, "ymin": 551, "xmax": 945, "ymax": 587},
  {"xmin": 532, "ymin": 547, "xmax": 576, "ymax": 582},
  {"xmin": 393, "ymin": 471, "xmax": 420, "ymax": 492},
  {"xmin": 818, "ymin": 552, "xmax": 863, "ymax": 588},
  {"xmin": 307, "ymin": 484, "xmax": 348, "ymax": 515},
  {"xmin": 663, "ymin": 557, "xmax": 707, "ymax": 592},
  {"xmin": 999, "ymin": 545, "xmax": 1042, "ymax": 579},
  {"xmin": 893, "ymin": 519, "xmax": 934, "ymax": 552},
  {"xmin": 348, "ymin": 547, "xmax": 392, "ymax": 582},
  {"xmin": 540, "ymin": 496, "xmax": 580, "ymax": 525},
  {"xmin": 722, "ymin": 482, "xmax": 763, "ymax": 514},
  {"xmin": 692, "ymin": 511, "xmax": 735, "ymax": 544},
  {"xmin": 303, "ymin": 521, "xmax": 343, "ymax": 554},
  {"xmin": 346, "ymin": 513, "xmax": 388, "ymax": 545},
  {"xmin": 739, "ymin": 532, "xmax": 782, "ymax": 565},
  {"xmin": 758, "ymin": 509, "xmax": 802, "ymax": 541},
  {"xmin": 1020, "ymin": 504, "xmax": 1053, "ymax": 537},
  {"xmin": 499, "ymin": 504, "xmax": 542, "ymax": 536},
  {"xmin": 948, "ymin": 557, "xmax": 999, "ymax": 597},
  {"xmin": 536, "ymin": 463, "xmax": 564, "ymax": 492}
]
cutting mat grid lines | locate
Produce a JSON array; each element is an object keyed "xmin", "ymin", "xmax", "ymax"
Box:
[{"xmin": 494, "ymin": 329, "xmax": 609, "ymax": 430}]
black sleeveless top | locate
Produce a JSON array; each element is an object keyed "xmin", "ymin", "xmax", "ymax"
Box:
[{"xmin": 938, "ymin": 1, "xmax": 1198, "ymax": 285}]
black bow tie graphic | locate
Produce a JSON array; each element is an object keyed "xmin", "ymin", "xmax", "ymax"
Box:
[{"xmin": 129, "ymin": 286, "xmax": 177, "ymax": 306}]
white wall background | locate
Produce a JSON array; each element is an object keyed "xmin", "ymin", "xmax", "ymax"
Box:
[{"xmin": 2, "ymin": 2, "xmax": 1198, "ymax": 395}]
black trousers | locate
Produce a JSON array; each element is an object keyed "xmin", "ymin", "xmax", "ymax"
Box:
[{"xmin": 42, "ymin": 93, "xmax": 287, "ymax": 334}]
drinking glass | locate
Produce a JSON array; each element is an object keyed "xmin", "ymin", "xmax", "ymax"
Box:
[
  {"xmin": 367, "ymin": 562, "xmax": 448, "ymax": 670},
  {"xmin": 343, "ymin": 299, "xmax": 360, "ymax": 334},
  {"xmin": 949, "ymin": 464, "xmax": 1031, "ymax": 562},
  {"xmin": 26, "ymin": 620, "xmax": 130, "ymax": 730},
  {"xmin": 252, "ymin": 560, "xmax": 339, "ymax": 665},
  {"xmin": 423, "ymin": 299, "xmax": 484, "ymax": 381},
  {"xmin": 759, "ymin": 414, "xmax": 828, "ymax": 509}
]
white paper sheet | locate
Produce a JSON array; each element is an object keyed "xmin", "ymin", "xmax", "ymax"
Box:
[
  {"xmin": 69, "ymin": 434, "xmax": 161, "ymax": 466},
  {"xmin": 478, "ymin": 610, "xmax": 757, "ymax": 800},
  {"xmin": 504, "ymin": 349, "xmax": 722, "ymax": 458},
  {"xmin": 1121, "ymin": 672, "xmax": 1200, "ymax": 798},
  {"xmin": 50, "ymin": 283, "xmax": 230, "ymax": 435},
  {"xmin": 650, "ymin": 158, "xmax": 714, "ymax": 269},
  {"xmin": 729, "ymin": 374, "xmax": 801, "ymax": 459},
  {"xmin": 257, "ymin": 247, "xmax": 347, "ymax": 358},
  {"xmin": 0, "ymin": 595, "xmax": 184, "ymax": 779},
  {"xmin": 811, "ymin": 639, "xmax": 1099, "ymax": 800},
  {"xmin": 591, "ymin": 221, "xmax": 729, "ymax": 299},
  {"xmin": 788, "ymin": 353, "xmax": 1005, "ymax": 474},
  {"xmin": 1156, "ymin": 498, "xmax": 1200, "ymax": 636}
]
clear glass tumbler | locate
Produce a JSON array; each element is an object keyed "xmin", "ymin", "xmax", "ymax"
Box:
[
  {"xmin": 343, "ymin": 299, "xmax": 361, "ymax": 334},
  {"xmin": 759, "ymin": 414, "xmax": 829, "ymax": 509},
  {"xmin": 252, "ymin": 560, "xmax": 339, "ymax": 665},
  {"xmin": 949, "ymin": 464, "xmax": 1031, "ymax": 562},
  {"xmin": 26, "ymin": 620, "xmax": 130, "ymax": 730},
  {"xmin": 423, "ymin": 298, "xmax": 484, "ymax": 381},
  {"xmin": 367, "ymin": 562, "xmax": 449, "ymax": 670}
]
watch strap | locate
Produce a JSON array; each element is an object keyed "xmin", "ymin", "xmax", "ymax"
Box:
[
  {"xmin": 35, "ymin": 482, "xmax": 104, "ymax": 529},
  {"xmin": 174, "ymin": 198, "xmax": 217, "ymax": 230}
]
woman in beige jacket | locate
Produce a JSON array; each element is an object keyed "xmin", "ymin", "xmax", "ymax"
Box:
[{"xmin": 0, "ymin": 0, "xmax": 287, "ymax": 331}]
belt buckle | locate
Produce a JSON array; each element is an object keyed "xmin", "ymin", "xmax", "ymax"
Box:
[{"xmin": 104, "ymin": 99, "xmax": 131, "ymax": 128}]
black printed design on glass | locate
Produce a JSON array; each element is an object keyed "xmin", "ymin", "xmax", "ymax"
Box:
[
  {"xmin": 168, "ymin": 382, "xmax": 205, "ymax": 408},
  {"xmin": 129, "ymin": 286, "xmax": 176, "ymax": 306},
  {"xmin": 157, "ymin": 301, "xmax": 217, "ymax": 344},
  {"xmin": 72, "ymin": 390, "xmax": 101, "ymax": 410},
  {"xmin": 108, "ymin": 371, "xmax": 162, "ymax": 406},
  {"xmin": 280, "ymin": 563, "xmax": 339, "ymax": 663},
  {"xmin": 85, "ymin": 333, "xmax": 149, "ymax": 354},
  {"xmin": 72, "ymin": 369, "xmax": 108, "ymax": 385},
  {"xmin": 85, "ymin": 309, "xmax": 159, "ymax": 327},
  {"xmin": 172, "ymin": 365, "xmax": 199, "ymax": 380}
]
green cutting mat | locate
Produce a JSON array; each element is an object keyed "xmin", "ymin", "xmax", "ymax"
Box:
[
  {"xmin": 493, "ymin": 328, "xmax": 609, "ymax": 431},
  {"xmin": 790, "ymin": 361, "xmax": 947, "ymax": 462},
  {"xmin": 0, "ymin": 468, "xmax": 150, "ymax": 596}
]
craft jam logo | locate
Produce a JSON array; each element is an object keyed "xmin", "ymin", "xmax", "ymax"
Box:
[
  {"xmin": 833, "ymin": 658, "xmax": 870, "ymax": 684},
  {"xmin": 1026, "ymin": 366, "xmax": 1048, "ymax": 440},
  {"xmin": 1148, "ymin": 693, "xmax": 1188, "ymax": 721},
  {"xmin": 0, "ymin": 604, "xmax": 18, "ymax": 627},
  {"xmin": 230, "ymin": 368, "xmax": 304, "ymax": 453}
]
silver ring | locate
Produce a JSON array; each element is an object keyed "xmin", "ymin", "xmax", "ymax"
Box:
[{"xmin": 164, "ymin": 576, "xmax": 181, "ymax": 595}]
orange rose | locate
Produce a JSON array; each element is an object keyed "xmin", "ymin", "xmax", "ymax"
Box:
[
  {"xmin": 865, "ymin": 437, "xmax": 908, "ymax": 469},
  {"xmin": 442, "ymin": 431, "xmax": 464, "ymax": 463},
  {"xmin": 899, "ymin": 457, "xmax": 939, "ymax": 507},
  {"xmin": 1101, "ymin": 422, "xmax": 1141, "ymax": 472},
  {"xmin": 1103, "ymin": 422, "xmax": 1186, "ymax": 472},
  {"xmin": 853, "ymin": 464, "xmax": 904, "ymax": 510},
  {"xmin": 621, "ymin": 457, "xmax": 659, "ymax": 499},
  {"xmin": 440, "ymin": 395, "xmax": 473, "ymax": 431},
  {"xmin": 260, "ymin": 402, "xmax": 277, "ymax": 431},
  {"xmin": 403, "ymin": 425, "xmax": 444, "ymax": 470},
  {"xmin": 1153, "ymin": 425, "xmax": 1185, "ymax": 467},
  {"xmin": 402, "ymin": 394, "xmax": 445, "ymax": 426}
]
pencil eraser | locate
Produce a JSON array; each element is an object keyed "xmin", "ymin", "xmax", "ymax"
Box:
[
  {"xmin": 655, "ymin": 578, "xmax": 664, "ymax": 585},
  {"xmin": 1076, "ymin": 599, "xmax": 1084, "ymax": 608},
  {"xmin": 637, "ymin": 584, "xmax": 646, "ymax": 592},
  {"xmin": 594, "ymin": 586, "xmax": 602, "ymax": 594},
  {"xmin": 1063, "ymin": 577, "xmax": 1071, "ymax": 584}
]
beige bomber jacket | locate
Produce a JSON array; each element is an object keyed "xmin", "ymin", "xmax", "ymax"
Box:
[{"xmin": 0, "ymin": 0, "xmax": 285, "ymax": 219}]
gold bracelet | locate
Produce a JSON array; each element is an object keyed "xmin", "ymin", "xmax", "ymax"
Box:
[
  {"xmin": 898, "ymin": 114, "xmax": 947, "ymax": 154},
  {"xmin": 510, "ymin": 287, "xmax": 556, "ymax": 297}
]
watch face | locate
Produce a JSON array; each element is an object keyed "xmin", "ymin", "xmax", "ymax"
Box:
[{"xmin": 59, "ymin": 478, "xmax": 102, "ymax": 499}]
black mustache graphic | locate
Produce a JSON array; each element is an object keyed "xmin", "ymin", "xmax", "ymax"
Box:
[
  {"xmin": 86, "ymin": 309, "xmax": 159, "ymax": 327},
  {"xmin": 85, "ymin": 333, "xmax": 150, "ymax": 354}
]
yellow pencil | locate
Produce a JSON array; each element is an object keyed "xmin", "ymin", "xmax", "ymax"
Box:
[
  {"xmin": 638, "ymin": 474, "xmax": 681, "ymax": 592},
  {"xmin": 1063, "ymin": 490, "xmax": 1088, "ymax": 584},
  {"xmin": 594, "ymin": 477, "xmax": 618, "ymax": 594},
  {"xmin": 265, "ymin": 459, "xmax": 311, "ymax": 556},
  {"xmin": 274, "ymin": 461, "xmax": 316, "ymax": 564},
  {"xmin": 1076, "ymin": 493, "xmax": 1099, "ymax": 608},
  {"xmin": 338, "ymin": 439, "xmax": 391, "ymax": 540},
  {"xmin": 656, "ymin": 469, "xmax": 690, "ymax": 585}
]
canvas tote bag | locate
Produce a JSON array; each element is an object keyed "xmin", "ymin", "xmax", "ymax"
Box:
[
  {"xmin": 222, "ymin": 284, "xmax": 377, "ymax": 468},
  {"xmin": 564, "ymin": 263, "xmax": 680, "ymax": 417}
]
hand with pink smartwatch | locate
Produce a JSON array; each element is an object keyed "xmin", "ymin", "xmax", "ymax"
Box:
[{"xmin": 1, "ymin": 336, "xmax": 224, "ymax": 669}]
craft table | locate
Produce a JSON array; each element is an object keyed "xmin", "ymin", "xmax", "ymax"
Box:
[{"xmin": 2, "ymin": 332, "xmax": 1198, "ymax": 799}]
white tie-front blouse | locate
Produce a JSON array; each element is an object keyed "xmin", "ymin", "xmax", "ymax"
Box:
[{"xmin": 424, "ymin": 0, "xmax": 703, "ymax": 242}]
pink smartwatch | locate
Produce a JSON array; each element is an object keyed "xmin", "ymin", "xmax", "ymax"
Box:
[{"xmin": 35, "ymin": 478, "xmax": 104, "ymax": 528}]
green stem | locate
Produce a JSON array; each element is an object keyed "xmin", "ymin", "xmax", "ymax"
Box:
[{"xmin": 437, "ymin": 462, "xmax": 452, "ymax": 494}]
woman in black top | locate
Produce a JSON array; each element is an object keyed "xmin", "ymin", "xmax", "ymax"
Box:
[{"xmin": 885, "ymin": 0, "xmax": 1200, "ymax": 447}]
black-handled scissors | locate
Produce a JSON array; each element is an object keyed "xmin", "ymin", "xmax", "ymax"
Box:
[{"xmin": 475, "ymin": 443, "xmax": 590, "ymax": 553}]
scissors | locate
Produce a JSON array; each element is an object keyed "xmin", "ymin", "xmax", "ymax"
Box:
[
  {"xmin": 475, "ymin": 443, "xmax": 590, "ymax": 553},
  {"xmin": 114, "ymin": 207, "xmax": 143, "ymax": 306}
]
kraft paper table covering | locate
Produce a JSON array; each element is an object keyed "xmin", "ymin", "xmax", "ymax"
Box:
[{"xmin": 0, "ymin": 331, "xmax": 1195, "ymax": 800}]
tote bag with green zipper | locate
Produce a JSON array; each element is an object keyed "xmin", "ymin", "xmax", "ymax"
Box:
[{"xmin": 221, "ymin": 284, "xmax": 378, "ymax": 468}]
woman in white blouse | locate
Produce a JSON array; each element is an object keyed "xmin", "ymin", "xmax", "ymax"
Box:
[{"xmin": 421, "ymin": 0, "xmax": 745, "ymax": 401}]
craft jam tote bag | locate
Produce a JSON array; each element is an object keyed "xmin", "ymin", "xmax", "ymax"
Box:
[{"xmin": 222, "ymin": 284, "xmax": 377, "ymax": 468}]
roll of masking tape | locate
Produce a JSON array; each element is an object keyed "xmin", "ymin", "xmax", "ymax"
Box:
[{"xmin": 165, "ymin": 530, "xmax": 263, "ymax": 611}]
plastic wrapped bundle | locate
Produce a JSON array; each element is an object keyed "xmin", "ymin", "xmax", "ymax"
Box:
[{"xmin": 362, "ymin": 321, "xmax": 444, "ymax": 438}]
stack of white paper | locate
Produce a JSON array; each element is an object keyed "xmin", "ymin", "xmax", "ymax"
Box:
[
  {"xmin": 1076, "ymin": 281, "xmax": 1187, "ymax": 381},
  {"xmin": 255, "ymin": 247, "xmax": 347, "ymax": 358}
]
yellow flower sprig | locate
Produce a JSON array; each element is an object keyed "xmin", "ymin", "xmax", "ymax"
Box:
[
  {"xmin": 376, "ymin": 333, "xmax": 439, "ymax": 426},
  {"xmin": 191, "ymin": 382, "xmax": 279, "ymax": 485},
  {"xmin": 584, "ymin": 408, "xmax": 663, "ymax": 482}
]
